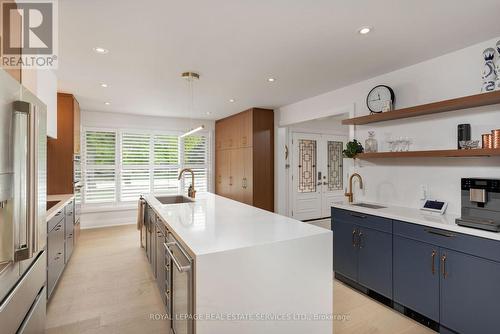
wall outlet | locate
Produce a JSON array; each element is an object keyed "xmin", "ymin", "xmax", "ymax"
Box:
[{"xmin": 420, "ymin": 185, "xmax": 428, "ymax": 201}]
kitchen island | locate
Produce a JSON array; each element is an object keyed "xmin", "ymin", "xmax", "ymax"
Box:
[{"xmin": 142, "ymin": 193, "xmax": 332, "ymax": 334}]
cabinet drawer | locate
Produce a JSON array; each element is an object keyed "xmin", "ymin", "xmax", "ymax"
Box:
[
  {"xmin": 332, "ymin": 208, "xmax": 392, "ymax": 233},
  {"xmin": 47, "ymin": 210, "xmax": 64, "ymax": 232},
  {"xmin": 65, "ymin": 201, "xmax": 74, "ymax": 215},
  {"xmin": 47, "ymin": 221, "xmax": 65, "ymax": 298},
  {"xmin": 394, "ymin": 220, "xmax": 500, "ymax": 263}
]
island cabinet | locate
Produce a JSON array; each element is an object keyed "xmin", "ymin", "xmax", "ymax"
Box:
[
  {"xmin": 215, "ymin": 108, "xmax": 274, "ymax": 211},
  {"xmin": 393, "ymin": 220, "xmax": 500, "ymax": 334},
  {"xmin": 332, "ymin": 208, "xmax": 393, "ymax": 299}
]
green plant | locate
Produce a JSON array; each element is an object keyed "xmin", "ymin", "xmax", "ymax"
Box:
[{"xmin": 343, "ymin": 140, "xmax": 364, "ymax": 158}]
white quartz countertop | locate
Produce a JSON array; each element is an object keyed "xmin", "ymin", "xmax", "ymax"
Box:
[
  {"xmin": 144, "ymin": 193, "xmax": 331, "ymax": 256},
  {"xmin": 332, "ymin": 201, "xmax": 500, "ymax": 242},
  {"xmin": 46, "ymin": 194, "xmax": 74, "ymax": 221}
]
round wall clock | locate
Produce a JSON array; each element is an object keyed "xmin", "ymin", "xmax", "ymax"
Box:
[{"xmin": 366, "ymin": 85, "xmax": 395, "ymax": 114}]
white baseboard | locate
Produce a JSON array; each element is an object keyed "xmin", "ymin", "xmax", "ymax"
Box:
[{"xmin": 81, "ymin": 208, "xmax": 137, "ymax": 229}]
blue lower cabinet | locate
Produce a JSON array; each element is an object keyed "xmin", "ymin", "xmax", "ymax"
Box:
[
  {"xmin": 358, "ymin": 227, "xmax": 392, "ymax": 298},
  {"xmin": 393, "ymin": 236, "xmax": 439, "ymax": 321},
  {"xmin": 440, "ymin": 249, "xmax": 500, "ymax": 334},
  {"xmin": 333, "ymin": 220, "xmax": 358, "ymax": 281}
]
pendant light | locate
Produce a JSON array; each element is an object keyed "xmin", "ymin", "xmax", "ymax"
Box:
[{"xmin": 180, "ymin": 72, "xmax": 204, "ymax": 138}]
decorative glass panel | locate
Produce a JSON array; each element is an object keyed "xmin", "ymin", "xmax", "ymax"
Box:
[
  {"xmin": 327, "ymin": 141, "xmax": 343, "ymax": 191},
  {"xmin": 298, "ymin": 139, "xmax": 317, "ymax": 193}
]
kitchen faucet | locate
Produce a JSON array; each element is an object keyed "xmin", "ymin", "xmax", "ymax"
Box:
[
  {"xmin": 345, "ymin": 173, "xmax": 363, "ymax": 203},
  {"xmin": 178, "ymin": 168, "xmax": 196, "ymax": 198}
]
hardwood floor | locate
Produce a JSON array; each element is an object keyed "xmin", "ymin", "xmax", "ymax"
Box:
[{"xmin": 46, "ymin": 224, "xmax": 434, "ymax": 334}]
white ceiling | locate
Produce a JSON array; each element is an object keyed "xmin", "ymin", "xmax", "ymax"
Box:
[{"xmin": 57, "ymin": 0, "xmax": 500, "ymax": 120}]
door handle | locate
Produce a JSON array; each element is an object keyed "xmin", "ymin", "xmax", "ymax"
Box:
[
  {"xmin": 431, "ymin": 250, "xmax": 436, "ymax": 275},
  {"xmin": 352, "ymin": 229, "xmax": 357, "ymax": 247},
  {"xmin": 13, "ymin": 101, "xmax": 37, "ymax": 262},
  {"xmin": 229, "ymin": 176, "xmax": 233, "ymax": 186},
  {"xmin": 358, "ymin": 231, "xmax": 363, "ymax": 249},
  {"xmin": 164, "ymin": 242, "xmax": 191, "ymax": 272},
  {"xmin": 441, "ymin": 254, "xmax": 447, "ymax": 279},
  {"xmin": 425, "ymin": 229, "xmax": 456, "ymax": 238}
]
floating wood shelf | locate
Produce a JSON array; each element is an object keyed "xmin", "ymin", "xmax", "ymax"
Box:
[
  {"xmin": 342, "ymin": 90, "xmax": 500, "ymax": 125},
  {"xmin": 355, "ymin": 148, "xmax": 500, "ymax": 159}
]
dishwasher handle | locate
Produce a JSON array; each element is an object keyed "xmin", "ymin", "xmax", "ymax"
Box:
[{"xmin": 164, "ymin": 241, "xmax": 191, "ymax": 272}]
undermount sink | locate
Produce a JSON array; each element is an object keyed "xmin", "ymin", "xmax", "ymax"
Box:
[
  {"xmin": 155, "ymin": 195, "xmax": 194, "ymax": 205},
  {"xmin": 352, "ymin": 203, "xmax": 387, "ymax": 209}
]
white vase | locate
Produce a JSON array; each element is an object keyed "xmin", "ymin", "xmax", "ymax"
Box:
[{"xmin": 482, "ymin": 48, "xmax": 497, "ymax": 92}]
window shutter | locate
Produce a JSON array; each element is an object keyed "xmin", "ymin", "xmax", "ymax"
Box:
[
  {"xmin": 84, "ymin": 131, "xmax": 117, "ymax": 203},
  {"xmin": 154, "ymin": 134, "xmax": 180, "ymax": 195},
  {"xmin": 182, "ymin": 135, "xmax": 208, "ymax": 193},
  {"xmin": 120, "ymin": 133, "xmax": 151, "ymax": 201}
]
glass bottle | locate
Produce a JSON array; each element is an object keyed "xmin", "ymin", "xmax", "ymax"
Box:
[{"xmin": 365, "ymin": 131, "xmax": 378, "ymax": 153}]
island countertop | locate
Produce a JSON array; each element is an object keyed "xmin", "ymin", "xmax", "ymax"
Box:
[{"xmin": 143, "ymin": 193, "xmax": 330, "ymax": 256}]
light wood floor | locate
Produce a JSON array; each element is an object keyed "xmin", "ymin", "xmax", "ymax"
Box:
[{"xmin": 46, "ymin": 224, "xmax": 435, "ymax": 334}]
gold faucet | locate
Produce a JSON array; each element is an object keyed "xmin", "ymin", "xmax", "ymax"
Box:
[
  {"xmin": 345, "ymin": 173, "xmax": 363, "ymax": 203},
  {"xmin": 178, "ymin": 168, "xmax": 196, "ymax": 198}
]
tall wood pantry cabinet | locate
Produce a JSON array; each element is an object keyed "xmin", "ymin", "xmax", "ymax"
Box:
[
  {"xmin": 47, "ymin": 93, "xmax": 81, "ymax": 194},
  {"xmin": 215, "ymin": 108, "xmax": 274, "ymax": 212}
]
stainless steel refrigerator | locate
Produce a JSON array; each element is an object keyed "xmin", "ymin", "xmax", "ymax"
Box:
[{"xmin": 0, "ymin": 69, "xmax": 47, "ymax": 333}]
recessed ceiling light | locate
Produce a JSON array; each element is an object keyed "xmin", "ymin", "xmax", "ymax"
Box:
[
  {"xmin": 93, "ymin": 47, "xmax": 109, "ymax": 54},
  {"xmin": 229, "ymin": 99, "xmax": 235, "ymax": 103},
  {"xmin": 358, "ymin": 26, "xmax": 372, "ymax": 35},
  {"xmin": 104, "ymin": 102, "xmax": 111, "ymax": 105},
  {"xmin": 100, "ymin": 83, "xmax": 108, "ymax": 88},
  {"xmin": 267, "ymin": 77, "xmax": 276, "ymax": 82}
]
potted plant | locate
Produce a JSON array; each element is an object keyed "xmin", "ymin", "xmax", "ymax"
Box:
[{"xmin": 343, "ymin": 140, "xmax": 364, "ymax": 158}]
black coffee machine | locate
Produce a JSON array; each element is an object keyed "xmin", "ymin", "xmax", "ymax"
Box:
[{"xmin": 456, "ymin": 178, "xmax": 500, "ymax": 232}]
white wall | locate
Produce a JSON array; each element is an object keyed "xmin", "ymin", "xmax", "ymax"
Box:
[
  {"xmin": 277, "ymin": 36, "xmax": 500, "ymax": 216},
  {"xmin": 22, "ymin": 69, "xmax": 58, "ymax": 138},
  {"xmin": 80, "ymin": 110, "xmax": 215, "ymax": 229}
]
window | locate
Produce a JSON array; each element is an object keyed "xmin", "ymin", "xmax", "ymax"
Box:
[
  {"xmin": 84, "ymin": 130, "xmax": 117, "ymax": 203},
  {"xmin": 182, "ymin": 135, "xmax": 208, "ymax": 193},
  {"xmin": 82, "ymin": 128, "xmax": 210, "ymax": 206},
  {"xmin": 120, "ymin": 133, "xmax": 151, "ymax": 201}
]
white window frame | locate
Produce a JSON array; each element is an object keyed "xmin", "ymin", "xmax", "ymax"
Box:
[{"xmin": 82, "ymin": 126, "xmax": 211, "ymax": 210}]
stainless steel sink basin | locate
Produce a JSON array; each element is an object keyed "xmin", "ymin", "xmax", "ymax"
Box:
[
  {"xmin": 352, "ymin": 203, "xmax": 386, "ymax": 209},
  {"xmin": 155, "ymin": 195, "xmax": 194, "ymax": 204}
]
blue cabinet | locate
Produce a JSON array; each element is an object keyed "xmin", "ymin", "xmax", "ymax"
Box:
[
  {"xmin": 358, "ymin": 227, "xmax": 392, "ymax": 298},
  {"xmin": 333, "ymin": 220, "xmax": 358, "ymax": 281},
  {"xmin": 332, "ymin": 208, "xmax": 393, "ymax": 298},
  {"xmin": 440, "ymin": 249, "xmax": 500, "ymax": 334},
  {"xmin": 393, "ymin": 235, "xmax": 440, "ymax": 321}
]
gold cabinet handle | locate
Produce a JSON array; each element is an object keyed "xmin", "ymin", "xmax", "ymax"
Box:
[
  {"xmin": 441, "ymin": 254, "xmax": 447, "ymax": 279},
  {"xmin": 431, "ymin": 250, "xmax": 436, "ymax": 275}
]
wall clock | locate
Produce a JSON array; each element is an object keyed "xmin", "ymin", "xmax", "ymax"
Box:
[{"xmin": 366, "ymin": 85, "xmax": 395, "ymax": 114}]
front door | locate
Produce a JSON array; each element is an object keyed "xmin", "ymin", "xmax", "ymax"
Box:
[{"xmin": 291, "ymin": 133, "xmax": 346, "ymax": 220}]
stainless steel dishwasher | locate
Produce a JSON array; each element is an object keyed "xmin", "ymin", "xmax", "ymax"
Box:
[{"xmin": 164, "ymin": 233, "xmax": 193, "ymax": 334}]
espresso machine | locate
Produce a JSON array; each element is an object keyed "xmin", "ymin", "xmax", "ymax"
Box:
[{"xmin": 456, "ymin": 178, "xmax": 500, "ymax": 232}]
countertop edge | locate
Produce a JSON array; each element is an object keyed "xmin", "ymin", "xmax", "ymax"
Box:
[
  {"xmin": 331, "ymin": 202, "xmax": 500, "ymax": 242},
  {"xmin": 46, "ymin": 194, "xmax": 75, "ymax": 221}
]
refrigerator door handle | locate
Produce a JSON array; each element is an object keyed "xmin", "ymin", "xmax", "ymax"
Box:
[{"xmin": 13, "ymin": 100, "xmax": 37, "ymax": 262}]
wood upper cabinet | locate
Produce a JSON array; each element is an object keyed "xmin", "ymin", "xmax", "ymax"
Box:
[
  {"xmin": 239, "ymin": 110, "xmax": 252, "ymax": 148},
  {"xmin": 47, "ymin": 93, "xmax": 81, "ymax": 195},
  {"xmin": 215, "ymin": 108, "xmax": 274, "ymax": 211}
]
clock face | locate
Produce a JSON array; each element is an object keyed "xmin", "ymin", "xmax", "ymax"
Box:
[{"xmin": 367, "ymin": 85, "xmax": 394, "ymax": 113}]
